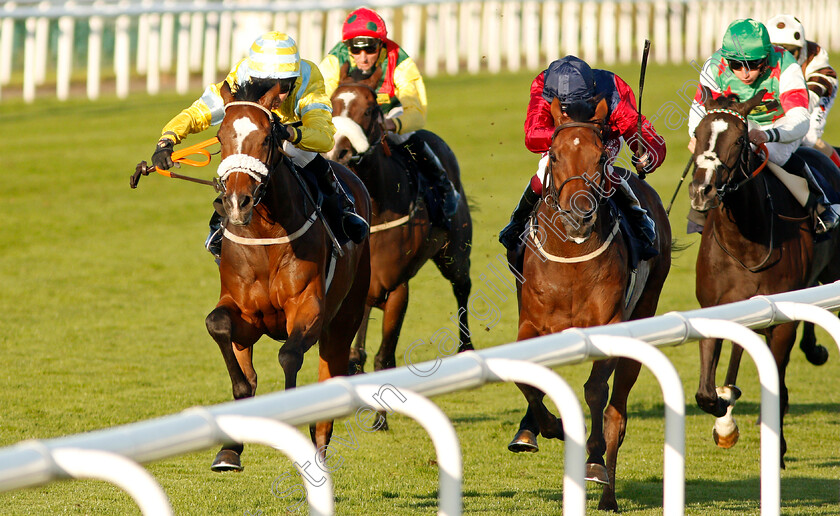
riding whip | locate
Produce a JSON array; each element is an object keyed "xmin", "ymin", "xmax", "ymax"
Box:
[
  {"xmin": 665, "ymin": 155, "xmax": 694, "ymax": 216},
  {"xmin": 636, "ymin": 39, "xmax": 651, "ymax": 181},
  {"xmin": 130, "ymin": 137, "xmax": 222, "ymax": 191}
]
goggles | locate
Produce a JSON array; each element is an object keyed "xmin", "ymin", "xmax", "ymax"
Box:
[
  {"xmin": 728, "ymin": 57, "xmax": 767, "ymax": 71},
  {"xmin": 346, "ymin": 37, "xmax": 381, "ymax": 55}
]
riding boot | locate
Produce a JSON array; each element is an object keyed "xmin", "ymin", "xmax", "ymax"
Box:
[
  {"xmin": 613, "ymin": 179, "xmax": 659, "ymax": 260},
  {"xmin": 499, "ymin": 183, "xmax": 540, "ymax": 251},
  {"xmin": 205, "ymin": 210, "xmax": 224, "ymax": 260},
  {"xmin": 305, "ymin": 155, "xmax": 369, "ymax": 244},
  {"xmin": 786, "ymin": 155, "xmax": 840, "ymax": 234},
  {"xmin": 404, "ymin": 134, "xmax": 461, "ymax": 218}
]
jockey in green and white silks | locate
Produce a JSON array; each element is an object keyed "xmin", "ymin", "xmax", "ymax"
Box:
[{"xmin": 688, "ymin": 18, "xmax": 839, "ymax": 234}]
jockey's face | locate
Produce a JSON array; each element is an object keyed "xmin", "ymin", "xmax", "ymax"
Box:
[
  {"xmin": 348, "ymin": 38, "xmax": 382, "ymax": 72},
  {"xmin": 728, "ymin": 58, "xmax": 766, "ymax": 85}
]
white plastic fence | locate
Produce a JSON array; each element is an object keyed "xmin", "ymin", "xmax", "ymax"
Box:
[
  {"xmin": 2, "ymin": 282, "xmax": 840, "ymax": 515},
  {"xmin": 1, "ymin": 0, "xmax": 837, "ymax": 103}
]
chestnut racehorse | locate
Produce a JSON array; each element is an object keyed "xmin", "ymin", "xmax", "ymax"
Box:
[
  {"xmin": 205, "ymin": 80, "xmax": 371, "ymax": 470},
  {"xmin": 325, "ymin": 82, "xmax": 473, "ymax": 391},
  {"xmin": 509, "ymin": 98, "xmax": 671, "ymax": 511},
  {"xmin": 688, "ymin": 87, "xmax": 840, "ymax": 466}
]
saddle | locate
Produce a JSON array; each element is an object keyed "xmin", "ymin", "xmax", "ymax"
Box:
[
  {"xmin": 389, "ymin": 139, "xmax": 451, "ymax": 230},
  {"xmin": 293, "ymin": 157, "xmax": 355, "ymax": 248}
]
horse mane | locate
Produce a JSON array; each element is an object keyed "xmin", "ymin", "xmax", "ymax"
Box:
[{"xmin": 233, "ymin": 78, "xmax": 277, "ymax": 102}]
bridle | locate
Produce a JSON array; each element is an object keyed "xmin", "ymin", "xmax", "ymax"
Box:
[
  {"xmin": 702, "ymin": 108, "xmax": 769, "ymax": 201},
  {"xmin": 217, "ymin": 100, "xmax": 287, "ymax": 207},
  {"xmin": 543, "ymin": 121, "xmax": 610, "ymax": 216},
  {"xmin": 340, "ymin": 84, "xmax": 388, "ymax": 165}
]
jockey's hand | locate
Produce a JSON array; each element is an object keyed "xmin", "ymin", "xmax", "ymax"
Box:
[
  {"xmin": 632, "ymin": 151, "xmax": 655, "ymax": 175},
  {"xmin": 272, "ymin": 122, "xmax": 293, "ymax": 141},
  {"xmin": 151, "ymin": 138, "xmax": 175, "ymax": 170},
  {"xmin": 687, "ymin": 137, "xmax": 696, "ymax": 154},
  {"xmin": 748, "ymin": 129, "xmax": 768, "ymax": 146}
]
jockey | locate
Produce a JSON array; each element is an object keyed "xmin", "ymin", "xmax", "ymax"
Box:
[
  {"xmin": 687, "ymin": 19, "xmax": 840, "ymax": 234},
  {"xmin": 151, "ymin": 32, "xmax": 369, "ymax": 258},
  {"xmin": 499, "ymin": 55, "xmax": 667, "ymax": 259},
  {"xmin": 319, "ymin": 7, "xmax": 460, "ymax": 219},
  {"xmin": 766, "ymin": 14, "xmax": 840, "ymax": 169}
]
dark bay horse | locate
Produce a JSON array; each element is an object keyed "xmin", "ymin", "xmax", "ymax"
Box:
[
  {"xmin": 205, "ymin": 80, "xmax": 371, "ymax": 470},
  {"xmin": 688, "ymin": 86, "xmax": 840, "ymax": 465},
  {"xmin": 509, "ymin": 98, "xmax": 671, "ymax": 511},
  {"xmin": 325, "ymin": 82, "xmax": 473, "ymax": 388}
]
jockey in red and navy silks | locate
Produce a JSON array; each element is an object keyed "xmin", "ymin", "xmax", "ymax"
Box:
[
  {"xmin": 766, "ymin": 14, "xmax": 840, "ymax": 169},
  {"xmin": 499, "ymin": 55, "xmax": 667, "ymax": 260},
  {"xmin": 687, "ymin": 18, "xmax": 839, "ymax": 234}
]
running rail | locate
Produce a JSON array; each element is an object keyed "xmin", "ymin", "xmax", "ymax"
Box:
[{"xmin": 1, "ymin": 282, "xmax": 840, "ymax": 514}]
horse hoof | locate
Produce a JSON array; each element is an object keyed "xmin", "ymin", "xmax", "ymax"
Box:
[
  {"xmin": 803, "ymin": 344, "xmax": 829, "ymax": 366},
  {"xmin": 348, "ymin": 359, "xmax": 365, "ymax": 375},
  {"xmin": 713, "ymin": 426, "xmax": 740, "ymax": 449},
  {"xmin": 507, "ymin": 429, "xmax": 539, "ymax": 453},
  {"xmin": 585, "ymin": 463, "xmax": 610, "ymax": 484},
  {"xmin": 211, "ymin": 449, "xmax": 243, "ymax": 472},
  {"xmin": 458, "ymin": 342, "xmax": 474, "ymax": 353}
]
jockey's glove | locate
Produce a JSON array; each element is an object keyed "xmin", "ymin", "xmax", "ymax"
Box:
[
  {"xmin": 152, "ymin": 138, "xmax": 175, "ymax": 170},
  {"xmin": 631, "ymin": 152, "xmax": 655, "ymax": 175},
  {"xmin": 272, "ymin": 122, "xmax": 301, "ymax": 145}
]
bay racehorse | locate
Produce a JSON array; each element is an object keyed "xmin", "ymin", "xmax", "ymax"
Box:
[
  {"xmin": 324, "ymin": 82, "xmax": 473, "ymax": 396},
  {"xmin": 205, "ymin": 80, "xmax": 371, "ymax": 470},
  {"xmin": 688, "ymin": 86, "xmax": 840, "ymax": 465},
  {"xmin": 509, "ymin": 97, "xmax": 671, "ymax": 511}
]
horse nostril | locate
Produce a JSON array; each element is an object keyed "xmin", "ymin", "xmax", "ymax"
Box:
[
  {"xmin": 338, "ymin": 149, "xmax": 348, "ymax": 161},
  {"xmin": 240, "ymin": 195, "xmax": 252, "ymax": 209},
  {"xmin": 702, "ymin": 184, "xmax": 714, "ymax": 197}
]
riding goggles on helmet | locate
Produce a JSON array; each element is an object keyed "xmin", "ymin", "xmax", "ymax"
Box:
[
  {"xmin": 727, "ymin": 57, "xmax": 767, "ymax": 71},
  {"xmin": 346, "ymin": 36, "xmax": 381, "ymax": 55}
]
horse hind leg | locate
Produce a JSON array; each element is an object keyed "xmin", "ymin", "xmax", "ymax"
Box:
[
  {"xmin": 799, "ymin": 321, "xmax": 829, "ymax": 365},
  {"xmin": 205, "ymin": 306, "xmax": 260, "ymax": 471},
  {"xmin": 370, "ymin": 282, "xmax": 410, "ymax": 431},
  {"xmin": 432, "ymin": 251, "xmax": 473, "ymax": 352},
  {"xmin": 584, "ymin": 359, "xmax": 617, "ymax": 486}
]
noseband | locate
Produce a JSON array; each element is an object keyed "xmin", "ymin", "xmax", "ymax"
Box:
[
  {"xmin": 544, "ymin": 121, "xmax": 609, "ymax": 214},
  {"xmin": 217, "ymin": 100, "xmax": 286, "ymax": 205}
]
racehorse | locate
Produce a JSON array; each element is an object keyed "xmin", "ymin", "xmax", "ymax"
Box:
[
  {"xmin": 204, "ymin": 80, "xmax": 371, "ymax": 470},
  {"xmin": 509, "ymin": 97, "xmax": 672, "ymax": 511},
  {"xmin": 325, "ymin": 81, "xmax": 473, "ymax": 392},
  {"xmin": 688, "ymin": 86, "xmax": 840, "ymax": 465}
]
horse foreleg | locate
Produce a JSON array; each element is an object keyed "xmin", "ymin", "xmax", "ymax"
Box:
[
  {"xmin": 509, "ymin": 384, "xmax": 565, "ymax": 453},
  {"xmin": 584, "ymin": 358, "xmax": 617, "ymax": 485},
  {"xmin": 349, "ymin": 304, "xmax": 372, "ymax": 374},
  {"xmin": 799, "ymin": 321, "xmax": 829, "ymax": 365},
  {"xmin": 768, "ymin": 322, "xmax": 797, "ymax": 468},
  {"xmin": 374, "ymin": 282, "xmax": 409, "ymax": 371},
  {"xmin": 696, "ymin": 338, "xmax": 729, "ymax": 417},
  {"xmin": 724, "ymin": 343, "xmax": 743, "ymax": 386},
  {"xmin": 205, "ymin": 305, "xmax": 261, "ymax": 471},
  {"xmin": 597, "ymin": 357, "xmax": 642, "ymax": 512}
]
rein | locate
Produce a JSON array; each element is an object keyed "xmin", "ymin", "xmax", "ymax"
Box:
[
  {"xmin": 131, "ymin": 137, "xmax": 223, "ymax": 191},
  {"xmin": 544, "ymin": 121, "xmax": 609, "ymax": 212}
]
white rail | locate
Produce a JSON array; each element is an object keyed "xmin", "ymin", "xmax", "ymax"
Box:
[
  {"xmin": 2, "ymin": 282, "xmax": 840, "ymax": 513},
  {"xmin": 0, "ymin": 0, "xmax": 836, "ymax": 102}
]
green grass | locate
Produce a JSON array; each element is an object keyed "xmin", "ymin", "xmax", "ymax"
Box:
[{"xmin": 2, "ymin": 62, "xmax": 840, "ymax": 514}]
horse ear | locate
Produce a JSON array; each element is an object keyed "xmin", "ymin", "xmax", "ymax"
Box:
[
  {"xmin": 593, "ymin": 97, "xmax": 608, "ymax": 122},
  {"xmin": 739, "ymin": 88, "xmax": 767, "ymax": 117},
  {"xmin": 698, "ymin": 85, "xmax": 714, "ymax": 106},
  {"xmin": 338, "ymin": 62, "xmax": 353, "ymax": 84},
  {"xmin": 551, "ymin": 98, "xmax": 567, "ymax": 125},
  {"xmin": 220, "ymin": 80, "xmax": 234, "ymax": 104},
  {"xmin": 261, "ymin": 82, "xmax": 283, "ymax": 111}
]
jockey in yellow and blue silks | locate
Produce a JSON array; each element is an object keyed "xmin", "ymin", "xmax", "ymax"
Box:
[
  {"xmin": 688, "ymin": 19, "xmax": 839, "ymax": 234},
  {"xmin": 319, "ymin": 7, "xmax": 460, "ymax": 219},
  {"xmin": 152, "ymin": 32, "xmax": 368, "ymax": 258}
]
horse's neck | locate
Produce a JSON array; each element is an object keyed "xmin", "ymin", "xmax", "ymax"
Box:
[
  {"xmin": 535, "ymin": 202, "xmax": 615, "ymax": 256},
  {"xmin": 715, "ymin": 164, "xmax": 772, "ymax": 242},
  {"xmin": 259, "ymin": 167, "xmax": 311, "ymax": 232}
]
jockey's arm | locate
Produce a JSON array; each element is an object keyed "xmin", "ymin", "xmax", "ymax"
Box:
[
  {"xmin": 390, "ymin": 57, "xmax": 427, "ymax": 134},
  {"xmin": 523, "ymin": 72, "xmax": 554, "ymax": 153},
  {"xmin": 611, "ymin": 74, "xmax": 667, "ymax": 172},
  {"xmin": 290, "ymin": 63, "xmax": 336, "ymax": 153},
  {"xmin": 759, "ymin": 62, "xmax": 810, "ymax": 145},
  {"xmin": 159, "ymin": 80, "xmax": 230, "ymax": 144}
]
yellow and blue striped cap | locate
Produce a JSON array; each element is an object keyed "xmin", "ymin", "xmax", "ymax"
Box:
[{"xmin": 244, "ymin": 32, "xmax": 300, "ymax": 79}]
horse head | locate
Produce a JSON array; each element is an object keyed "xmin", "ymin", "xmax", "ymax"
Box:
[
  {"xmin": 688, "ymin": 86, "xmax": 766, "ymax": 212},
  {"xmin": 544, "ymin": 96, "xmax": 609, "ymax": 242},
  {"xmin": 326, "ymin": 81, "xmax": 385, "ymax": 165},
  {"xmin": 216, "ymin": 80, "xmax": 284, "ymax": 225}
]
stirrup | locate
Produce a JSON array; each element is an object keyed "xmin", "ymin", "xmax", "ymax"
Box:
[
  {"xmin": 499, "ymin": 220, "xmax": 527, "ymax": 251},
  {"xmin": 205, "ymin": 226, "xmax": 223, "ymax": 259},
  {"xmin": 441, "ymin": 184, "xmax": 460, "ymax": 218},
  {"xmin": 815, "ymin": 205, "xmax": 840, "ymax": 234}
]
